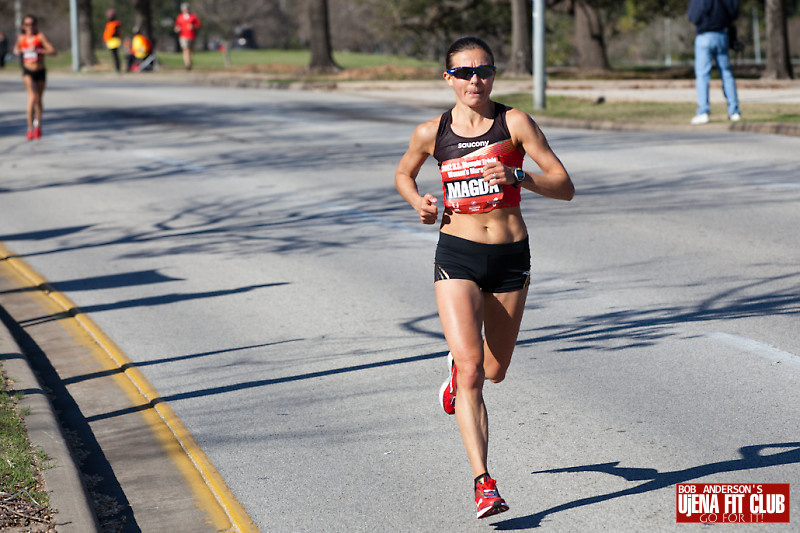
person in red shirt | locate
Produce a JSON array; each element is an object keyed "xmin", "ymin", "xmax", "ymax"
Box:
[
  {"xmin": 103, "ymin": 9, "xmax": 122, "ymax": 73},
  {"xmin": 174, "ymin": 3, "xmax": 201, "ymax": 70},
  {"xmin": 13, "ymin": 14, "xmax": 56, "ymax": 140}
]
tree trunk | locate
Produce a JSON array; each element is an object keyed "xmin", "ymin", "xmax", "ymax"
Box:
[
  {"xmin": 762, "ymin": 0, "xmax": 794, "ymax": 79},
  {"xmin": 573, "ymin": 0, "xmax": 610, "ymax": 72},
  {"xmin": 509, "ymin": 0, "xmax": 531, "ymax": 75},
  {"xmin": 133, "ymin": 0, "xmax": 154, "ymax": 40},
  {"xmin": 308, "ymin": 0, "xmax": 339, "ymax": 73},
  {"xmin": 77, "ymin": 0, "xmax": 97, "ymax": 67}
]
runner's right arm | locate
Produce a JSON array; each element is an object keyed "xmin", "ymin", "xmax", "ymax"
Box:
[{"xmin": 395, "ymin": 119, "xmax": 439, "ymax": 225}]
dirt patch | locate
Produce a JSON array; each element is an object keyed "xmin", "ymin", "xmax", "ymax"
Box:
[
  {"xmin": 0, "ymin": 494, "xmax": 56, "ymax": 533},
  {"xmin": 220, "ymin": 63, "xmax": 441, "ymax": 81},
  {"xmin": 328, "ymin": 65, "xmax": 441, "ymax": 80},
  {"xmin": 223, "ymin": 62, "xmax": 306, "ymax": 75}
]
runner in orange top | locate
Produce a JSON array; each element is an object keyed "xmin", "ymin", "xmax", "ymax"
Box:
[
  {"xmin": 13, "ymin": 14, "xmax": 56, "ymax": 140},
  {"xmin": 174, "ymin": 3, "xmax": 201, "ymax": 70},
  {"xmin": 103, "ymin": 9, "xmax": 122, "ymax": 72}
]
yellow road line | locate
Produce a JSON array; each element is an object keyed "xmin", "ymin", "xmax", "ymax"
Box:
[{"xmin": 0, "ymin": 244, "xmax": 259, "ymax": 533}]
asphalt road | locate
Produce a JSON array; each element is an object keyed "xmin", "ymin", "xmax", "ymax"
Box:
[{"xmin": 1, "ymin": 74, "xmax": 798, "ymax": 531}]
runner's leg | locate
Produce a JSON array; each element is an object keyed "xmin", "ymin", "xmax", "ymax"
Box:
[
  {"xmin": 34, "ymin": 78, "xmax": 45, "ymax": 126},
  {"xmin": 23, "ymin": 75, "xmax": 36, "ymax": 131},
  {"xmin": 483, "ymin": 287, "xmax": 528, "ymax": 383},
  {"xmin": 435, "ymin": 278, "xmax": 489, "ymax": 477}
]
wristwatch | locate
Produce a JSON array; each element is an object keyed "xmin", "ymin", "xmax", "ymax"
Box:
[{"xmin": 513, "ymin": 167, "xmax": 525, "ymax": 188}]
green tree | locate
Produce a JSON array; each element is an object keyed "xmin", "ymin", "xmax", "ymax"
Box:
[
  {"xmin": 378, "ymin": 0, "xmax": 508, "ymax": 61},
  {"xmin": 625, "ymin": 0, "xmax": 688, "ymax": 21},
  {"xmin": 548, "ymin": 0, "xmax": 622, "ymax": 71}
]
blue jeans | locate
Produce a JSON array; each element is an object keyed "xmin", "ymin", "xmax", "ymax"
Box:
[{"xmin": 694, "ymin": 30, "xmax": 740, "ymax": 116}]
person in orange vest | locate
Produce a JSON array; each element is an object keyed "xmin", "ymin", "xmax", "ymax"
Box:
[
  {"xmin": 174, "ymin": 3, "xmax": 201, "ymax": 70},
  {"xmin": 13, "ymin": 14, "xmax": 56, "ymax": 140},
  {"xmin": 103, "ymin": 9, "xmax": 122, "ymax": 73}
]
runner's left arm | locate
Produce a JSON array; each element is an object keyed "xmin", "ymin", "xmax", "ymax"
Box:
[
  {"xmin": 38, "ymin": 33, "xmax": 57, "ymax": 56},
  {"xmin": 507, "ymin": 108, "xmax": 573, "ymax": 201}
]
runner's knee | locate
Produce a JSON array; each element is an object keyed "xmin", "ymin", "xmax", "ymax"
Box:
[
  {"xmin": 456, "ymin": 359, "xmax": 485, "ymax": 390},
  {"xmin": 484, "ymin": 361, "xmax": 507, "ymax": 383}
]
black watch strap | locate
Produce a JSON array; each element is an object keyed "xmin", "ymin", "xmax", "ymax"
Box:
[{"xmin": 513, "ymin": 168, "xmax": 525, "ymax": 188}]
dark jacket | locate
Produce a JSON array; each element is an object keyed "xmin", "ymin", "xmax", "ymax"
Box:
[{"xmin": 688, "ymin": 0, "xmax": 739, "ymax": 34}]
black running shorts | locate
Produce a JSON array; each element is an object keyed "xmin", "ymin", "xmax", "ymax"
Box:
[
  {"xmin": 434, "ymin": 233, "xmax": 530, "ymax": 293},
  {"xmin": 22, "ymin": 67, "xmax": 46, "ymax": 83}
]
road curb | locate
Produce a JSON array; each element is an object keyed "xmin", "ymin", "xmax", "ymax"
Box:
[
  {"xmin": 0, "ymin": 313, "xmax": 100, "ymax": 533},
  {"xmin": 531, "ymin": 116, "xmax": 800, "ymax": 137}
]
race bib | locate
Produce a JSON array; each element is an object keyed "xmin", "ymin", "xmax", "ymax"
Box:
[{"xmin": 440, "ymin": 155, "xmax": 502, "ymax": 213}]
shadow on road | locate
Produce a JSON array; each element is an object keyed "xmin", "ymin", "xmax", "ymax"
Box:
[
  {"xmin": 491, "ymin": 442, "xmax": 800, "ymax": 530},
  {"xmin": 518, "ymin": 272, "xmax": 800, "ymax": 353},
  {"xmin": 84, "ymin": 348, "xmax": 448, "ymax": 423}
]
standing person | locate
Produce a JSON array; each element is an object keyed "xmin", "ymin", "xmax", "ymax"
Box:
[
  {"xmin": 103, "ymin": 9, "xmax": 123, "ymax": 73},
  {"xmin": 394, "ymin": 36, "xmax": 574, "ymax": 519},
  {"xmin": 688, "ymin": 0, "xmax": 741, "ymax": 124},
  {"xmin": 0, "ymin": 31, "xmax": 8, "ymax": 68},
  {"xmin": 13, "ymin": 15, "xmax": 56, "ymax": 140},
  {"xmin": 174, "ymin": 3, "xmax": 201, "ymax": 70}
]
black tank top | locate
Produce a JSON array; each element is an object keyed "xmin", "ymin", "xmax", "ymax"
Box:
[{"xmin": 433, "ymin": 103, "xmax": 524, "ymax": 213}]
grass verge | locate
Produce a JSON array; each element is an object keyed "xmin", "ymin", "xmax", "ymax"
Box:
[
  {"xmin": 0, "ymin": 365, "xmax": 54, "ymax": 530},
  {"xmin": 50, "ymin": 48, "xmax": 441, "ymax": 77},
  {"xmin": 496, "ymin": 93, "xmax": 800, "ymax": 125}
]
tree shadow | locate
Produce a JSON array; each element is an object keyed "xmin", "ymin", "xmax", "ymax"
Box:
[
  {"xmin": 1, "ymin": 185, "xmax": 421, "ymax": 264},
  {"xmin": 0, "ymin": 225, "xmax": 93, "ymax": 242},
  {"xmin": 61, "ymin": 340, "xmax": 301, "ymax": 386},
  {"xmin": 0, "ymin": 269, "xmax": 183, "ymax": 297},
  {"xmin": 85, "ymin": 349, "xmax": 448, "ymax": 423},
  {"xmin": 491, "ymin": 442, "xmax": 800, "ymax": 530},
  {"xmin": 19, "ymin": 281, "xmax": 289, "ymax": 327},
  {"xmin": 517, "ymin": 271, "xmax": 800, "ymax": 353}
]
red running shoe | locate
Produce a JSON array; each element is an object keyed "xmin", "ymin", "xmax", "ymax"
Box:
[
  {"xmin": 33, "ymin": 126, "xmax": 42, "ymax": 139},
  {"xmin": 26, "ymin": 130, "xmax": 34, "ymax": 141},
  {"xmin": 438, "ymin": 352, "xmax": 456, "ymax": 415},
  {"xmin": 475, "ymin": 476, "xmax": 509, "ymax": 519}
]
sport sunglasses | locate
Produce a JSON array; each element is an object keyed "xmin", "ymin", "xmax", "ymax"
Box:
[{"xmin": 446, "ymin": 64, "xmax": 496, "ymax": 80}]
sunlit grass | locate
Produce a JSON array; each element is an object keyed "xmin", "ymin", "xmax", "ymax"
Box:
[
  {"xmin": 55, "ymin": 48, "xmax": 439, "ymax": 73},
  {"xmin": 497, "ymin": 94, "xmax": 800, "ymax": 124},
  {"xmin": 0, "ymin": 369, "xmax": 50, "ymax": 507}
]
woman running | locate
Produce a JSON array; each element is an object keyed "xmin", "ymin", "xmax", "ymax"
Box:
[
  {"xmin": 13, "ymin": 14, "xmax": 57, "ymax": 140},
  {"xmin": 394, "ymin": 36, "xmax": 574, "ymax": 519}
]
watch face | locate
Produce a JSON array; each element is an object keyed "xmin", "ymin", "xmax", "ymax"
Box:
[{"xmin": 515, "ymin": 168, "xmax": 524, "ymax": 181}]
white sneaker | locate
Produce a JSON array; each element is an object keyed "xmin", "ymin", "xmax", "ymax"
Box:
[
  {"xmin": 691, "ymin": 113, "xmax": 710, "ymax": 125},
  {"xmin": 729, "ymin": 113, "xmax": 742, "ymax": 122}
]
